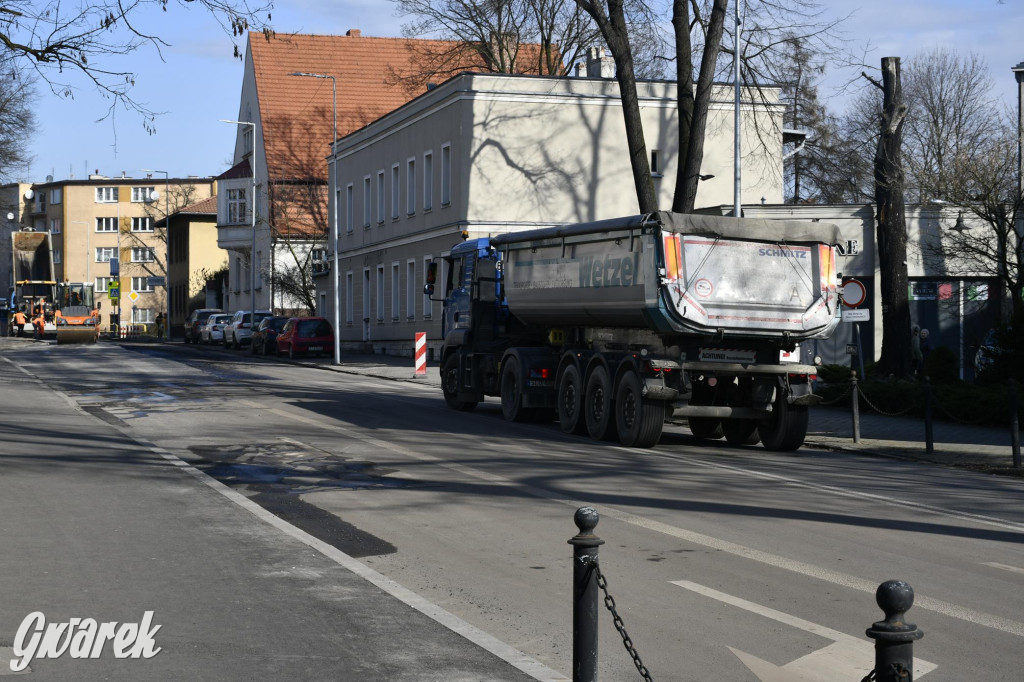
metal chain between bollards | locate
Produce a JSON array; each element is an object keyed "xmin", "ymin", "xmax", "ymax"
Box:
[
  {"xmin": 861, "ymin": 662, "xmax": 912, "ymax": 682},
  {"xmin": 819, "ymin": 381, "xmax": 853, "ymax": 406},
  {"xmin": 855, "ymin": 384, "xmax": 915, "ymax": 416},
  {"xmin": 589, "ymin": 559, "xmax": 654, "ymax": 682}
]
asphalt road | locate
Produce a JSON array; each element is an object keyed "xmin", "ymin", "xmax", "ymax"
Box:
[{"xmin": 4, "ymin": 338, "xmax": 1024, "ymax": 681}]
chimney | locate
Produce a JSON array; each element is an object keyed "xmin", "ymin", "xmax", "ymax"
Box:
[
  {"xmin": 574, "ymin": 62, "xmax": 586, "ymax": 78},
  {"xmin": 346, "ymin": 29, "xmax": 361, "ymax": 38},
  {"xmin": 586, "ymin": 47, "xmax": 615, "ymax": 79}
]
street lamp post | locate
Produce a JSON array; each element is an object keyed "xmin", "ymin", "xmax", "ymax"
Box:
[
  {"xmin": 220, "ymin": 120, "xmax": 258, "ymax": 330},
  {"xmin": 289, "ymin": 70, "xmax": 340, "ymax": 365},
  {"xmin": 142, "ymin": 169, "xmax": 170, "ymax": 340}
]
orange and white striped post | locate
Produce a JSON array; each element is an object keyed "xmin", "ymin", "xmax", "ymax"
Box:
[{"xmin": 414, "ymin": 332, "xmax": 427, "ymax": 376}]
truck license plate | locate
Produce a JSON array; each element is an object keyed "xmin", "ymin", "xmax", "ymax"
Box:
[{"xmin": 308, "ymin": 346, "xmax": 322, "ymax": 352}]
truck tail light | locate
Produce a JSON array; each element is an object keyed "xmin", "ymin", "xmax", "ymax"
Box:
[
  {"xmin": 529, "ymin": 368, "xmax": 551, "ymax": 380},
  {"xmin": 663, "ymin": 235, "xmax": 683, "ymax": 282},
  {"xmin": 819, "ymin": 244, "xmax": 837, "ymax": 292}
]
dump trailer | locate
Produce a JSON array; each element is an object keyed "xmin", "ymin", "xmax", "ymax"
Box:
[
  {"xmin": 55, "ymin": 282, "xmax": 100, "ymax": 344},
  {"xmin": 10, "ymin": 230, "xmax": 57, "ymax": 335},
  {"xmin": 429, "ymin": 211, "xmax": 842, "ymax": 450}
]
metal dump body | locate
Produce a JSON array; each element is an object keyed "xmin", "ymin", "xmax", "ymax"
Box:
[
  {"xmin": 12, "ymin": 232, "xmax": 54, "ymax": 283},
  {"xmin": 494, "ymin": 211, "xmax": 841, "ymax": 340}
]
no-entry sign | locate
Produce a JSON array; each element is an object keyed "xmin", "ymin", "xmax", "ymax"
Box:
[{"xmin": 842, "ymin": 279, "xmax": 866, "ymax": 308}]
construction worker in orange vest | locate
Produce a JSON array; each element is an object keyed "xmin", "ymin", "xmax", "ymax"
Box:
[
  {"xmin": 12, "ymin": 308, "xmax": 27, "ymax": 337},
  {"xmin": 32, "ymin": 311, "xmax": 45, "ymax": 340}
]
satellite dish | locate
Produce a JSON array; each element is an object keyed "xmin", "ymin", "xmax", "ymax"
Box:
[
  {"xmin": 6, "ymin": 212, "xmax": 13, "ymax": 221},
  {"xmin": 23, "ymin": 189, "xmax": 33, "ymax": 200},
  {"xmin": 149, "ymin": 189, "xmax": 160, "ymax": 201}
]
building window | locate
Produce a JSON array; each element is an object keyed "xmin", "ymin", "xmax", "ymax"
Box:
[
  {"xmin": 133, "ymin": 308, "xmax": 154, "ymax": 324},
  {"xmin": 423, "ymin": 151, "xmax": 433, "ymax": 212},
  {"xmin": 49, "ymin": 188, "xmax": 62, "ymax": 205},
  {"xmin": 334, "ymin": 185, "xmax": 342, "ymax": 236},
  {"xmin": 131, "ymin": 217, "xmax": 153, "ymax": 232},
  {"xmin": 391, "ymin": 164, "xmax": 400, "ymax": 220},
  {"xmin": 95, "ymin": 247, "xmax": 116, "ymax": 262},
  {"xmin": 319, "ymin": 292, "xmax": 326, "ymax": 318},
  {"xmin": 376, "ymin": 170, "xmax": 385, "ymax": 224},
  {"xmin": 362, "ymin": 268, "xmax": 371, "ymax": 326},
  {"xmin": 345, "ymin": 183, "xmax": 354, "ymax": 233},
  {"xmin": 406, "ymin": 260, "xmax": 416, "ymax": 320},
  {"xmin": 423, "ymin": 256, "xmax": 433, "ymax": 319},
  {"xmin": 96, "ymin": 277, "xmax": 114, "ymax": 293},
  {"xmin": 441, "ymin": 143, "xmax": 451, "ymax": 206},
  {"xmin": 96, "ymin": 217, "xmax": 117, "ymax": 233},
  {"xmin": 650, "ymin": 149, "xmax": 662, "ymax": 176},
  {"xmin": 363, "ymin": 176, "xmax": 372, "ymax": 228},
  {"xmin": 131, "ymin": 186, "xmax": 156, "ymax": 202},
  {"xmin": 132, "ymin": 247, "xmax": 156, "ymax": 263},
  {"xmin": 49, "ymin": 218, "xmax": 61, "ymax": 234},
  {"xmin": 52, "ymin": 248, "xmax": 61, "ymax": 264},
  {"xmin": 376, "ymin": 265, "xmax": 385, "ymax": 321},
  {"xmin": 131, "ymin": 277, "xmax": 154, "ymax": 292},
  {"xmin": 228, "ymin": 188, "xmax": 248, "ymax": 224},
  {"xmin": 95, "ymin": 187, "xmax": 118, "ymax": 203},
  {"xmin": 345, "ymin": 271, "xmax": 354, "ymax": 324},
  {"xmin": 406, "ymin": 158, "xmax": 416, "ymax": 215},
  {"xmin": 243, "ymin": 127, "xmax": 254, "ymax": 156},
  {"xmin": 391, "ymin": 262, "xmax": 400, "ymax": 321},
  {"xmin": 311, "ymin": 249, "xmax": 326, "ymax": 263}
]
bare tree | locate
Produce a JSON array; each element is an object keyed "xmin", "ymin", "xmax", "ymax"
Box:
[
  {"xmin": 0, "ymin": 0, "xmax": 272, "ymax": 125},
  {"xmin": 0, "ymin": 54, "xmax": 34, "ymax": 181},
  {"xmin": 864, "ymin": 56, "xmax": 912, "ymax": 379}
]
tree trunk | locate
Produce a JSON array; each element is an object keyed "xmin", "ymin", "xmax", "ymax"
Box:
[
  {"xmin": 873, "ymin": 57, "xmax": 913, "ymax": 379},
  {"xmin": 577, "ymin": 0, "xmax": 657, "ymax": 214},
  {"xmin": 673, "ymin": 0, "xmax": 728, "ymax": 214}
]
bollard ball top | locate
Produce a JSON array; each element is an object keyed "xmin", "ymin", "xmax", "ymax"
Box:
[
  {"xmin": 876, "ymin": 579, "xmax": 914, "ymax": 617},
  {"xmin": 574, "ymin": 506, "xmax": 600, "ymax": 534}
]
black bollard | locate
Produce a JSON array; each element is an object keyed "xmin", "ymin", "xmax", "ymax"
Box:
[
  {"xmin": 851, "ymin": 371, "xmax": 861, "ymax": 444},
  {"xmin": 569, "ymin": 507, "xmax": 604, "ymax": 682},
  {"xmin": 923, "ymin": 376, "xmax": 933, "ymax": 455},
  {"xmin": 1007, "ymin": 378, "xmax": 1021, "ymax": 469},
  {"xmin": 865, "ymin": 580, "xmax": 924, "ymax": 682}
]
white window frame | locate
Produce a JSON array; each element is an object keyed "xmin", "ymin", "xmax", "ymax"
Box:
[
  {"xmin": 52, "ymin": 248, "xmax": 61, "ymax": 264},
  {"xmin": 362, "ymin": 268, "xmax": 371, "ymax": 324},
  {"xmin": 131, "ymin": 277, "xmax": 154, "ymax": 293},
  {"xmin": 227, "ymin": 188, "xmax": 248, "ymax": 224},
  {"xmin": 376, "ymin": 265, "xmax": 385, "ymax": 321},
  {"xmin": 96, "ymin": 247, "xmax": 116, "ymax": 263},
  {"xmin": 406, "ymin": 157, "xmax": 416, "ymax": 215},
  {"xmin": 95, "ymin": 187, "xmax": 118, "ymax": 203},
  {"xmin": 422, "ymin": 255, "xmax": 434, "ymax": 319},
  {"xmin": 131, "ymin": 186, "xmax": 156, "ymax": 202},
  {"xmin": 131, "ymin": 247, "xmax": 156, "ymax": 263},
  {"xmin": 376, "ymin": 170, "xmax": 385, "ymax": 224},
  {"xmin": 49, "ymin": 188, "xmax": 62, "ymax": 205},
  {"xmin": 96, "ymin": 217, "xmax": 117, "ymax": 233},
  {"xmin": 391, "ymin": 164, "xmax": 400, "ymax": 220},
  {"xmin": 363, "ymin": 176, "xmax": 372, "ymax": 228},
  {"xmin": 423, "ymin": 151, "xmax": 433, "ymax": 212},
  {"xmin": 650, "ymin": 149, "xmax": 662, "ymax": 177},
  {"xmin": 131, "ymin": 216, "xmax": 153, "ymax": 232},
  {"xmin": 96, "ymin": 276, "xmax": 114, "ymax": 293},
  {"xmin": 406, "ymin": 259, "xmax": 416, "ymax": 320},
  {"xmin": 334, "ymin": 184, "xmax": 341, "ymax": 238},
  {"xmin": 132, "ymin": 308, "xmax": 154, "ymax": 324},
  {"xmin": 391, "ymin": 262, "xmax": 400, "ymax": 321},
  {"xmin": 345, "ymin": 271, "xmax": 354, "ymax": 324},
  {"xmin": 346, "ymin": 183, "xmax": 354, "ymax": 233},
  {"xmin": 441, "ymin": 143, "xmax": 452, "ymax": 206}
]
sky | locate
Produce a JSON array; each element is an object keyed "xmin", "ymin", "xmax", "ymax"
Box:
[{"xmin": 20, "ymin": 0, "xmax": 1024, "ymax": 184}]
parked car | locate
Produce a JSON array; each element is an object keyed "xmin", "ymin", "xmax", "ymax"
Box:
[
  {"xmin": 224, "ymin": 310, "xmax": 273, "ymax": 349},
  {"xmin": 250, "ymin": 315, "xmax": 290, "ymax": 355},
  {"xmin": 275, "ymin": 317, "xmax": 334, "ymax": 358},
  {"xmin": 183, "ymin": 308, "xmax": 223, "ymax": 344},
  {"xmin": 200, "ymin": 313, "xmax": 234, "ymax": 345}
]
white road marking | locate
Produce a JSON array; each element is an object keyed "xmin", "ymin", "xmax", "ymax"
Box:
[
  {"xmin": 983, "ymin": 562, "xmax": 1024, "ymax": 575},
  {"xmin": 246, "ymin": 400, "xmax": 1024, "ymax": 639},
  {"xmin": 673, "ymin": 580, "xmax": 937, "ymax": 681}
]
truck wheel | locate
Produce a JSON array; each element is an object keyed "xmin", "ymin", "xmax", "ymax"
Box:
[
  {"xmin": 442, "ymin": 355, "xmax": 477, "ymax": 411},
  {"xmin": 501, "ymin": 358, "xmax": 529, "ymax": 422},
  {"xmin": 615, "ymin": 371, "xmax": 664, "ymax": 448},
  {"xmin": 688, "ymin": 417, "xmax": 724, "ymax": 440},
  {"xmin": 557, "ymin": 364, "xmax": 587, "ymax": 434},
  {"xmin": 723, "ymin": 419, "xmax": 761, "ymax": 446},
  {"xmin": 584, "ymin": 366, "xmax": 617, "ymax": 441},
  {"xmin": 758, "ymin": 398, "xmax": 808, "ymax": 451}
]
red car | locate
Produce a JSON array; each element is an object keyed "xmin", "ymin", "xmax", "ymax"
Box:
[{"xmin": 275, "ymin": 317, "xmax": 334, "ymax": 359}]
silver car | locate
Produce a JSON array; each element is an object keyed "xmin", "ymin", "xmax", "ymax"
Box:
[
  {"xmin": 199, "ymin": 314, "xmax": 233, "ymax": 345},
  {"xmin": 223, "ymin": 310, "xmax": 273, "ymax": 349}
]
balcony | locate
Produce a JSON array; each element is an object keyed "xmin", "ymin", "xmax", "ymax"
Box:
[{"xmin": 217, "ymin": 222, "xmax": 254, "ymax": 251}]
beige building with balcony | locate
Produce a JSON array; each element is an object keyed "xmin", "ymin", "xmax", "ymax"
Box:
[{"xmin": 23, "ymin": 175, "xmax": 215, "ymax": 331}]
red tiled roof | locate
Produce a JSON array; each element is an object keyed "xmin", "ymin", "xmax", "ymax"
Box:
[
  {"xmin": 178, "ymin": 195, "xmax": 218, "ymax": 215},
  {"xmin": 216, "ymin": 158, "xmax": 252, "ymax": 181},
  {"xmin": 249, "ymin": 31, "xmax": 487, "ymax": 183}
]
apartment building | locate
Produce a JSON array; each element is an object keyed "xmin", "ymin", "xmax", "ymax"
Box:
[
  {"xmin": 160, "ymin": 195, "xmax": 225, "ymax": 334},
  {"xmin": 24, "ymin": 174, "xmax": 215, "ymax": 331}
]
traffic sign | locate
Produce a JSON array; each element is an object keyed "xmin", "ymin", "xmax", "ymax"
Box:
[
  {"xmin": 147, "ymin": 276, "xmax": 166, "ymax": 287},
  {"xmin": 107, "ymin": 281, "xmax": 120, "ymax": 300},
  {"xmin": 842, "ymin": 279, "xmax": 866, "ymax": 308},
  {"xmin": 128, "ymin": 291, "xmax": 139, "ymax": 303}
]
